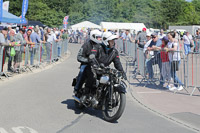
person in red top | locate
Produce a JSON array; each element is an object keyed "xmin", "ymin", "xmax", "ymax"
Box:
[{"xmin": 153, "ymin": 36, "xmax": 171, "ymax": 89}]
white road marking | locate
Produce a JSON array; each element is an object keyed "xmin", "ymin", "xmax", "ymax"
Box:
[{"xmin": 12, "ymin": 127, "xmax": 38, "ymax": 133}]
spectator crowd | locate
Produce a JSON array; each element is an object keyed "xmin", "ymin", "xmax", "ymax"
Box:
[
  {"xmin": 118, "ymin": 28, "xmax": 200, "ymax": 92},
  {"xmin": 0, "ymin": 25, "xmax": 69, "ymax": 75}
]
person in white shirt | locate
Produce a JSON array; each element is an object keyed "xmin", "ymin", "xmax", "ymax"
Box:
[
  {"xmin": 164, "ymin": 31, "xmax": 183, "ymax": 91},
  {"xmin": 45, "ymin": 28, "xmax": 57, "ymax": 63},
  {"xmin": 158, "ymin": 29, "xmax": 166, "ymax": 40},
  {"xmin": 183, "ymin": 32, "xmax": 193, "ymax": 55},
  {"xmin": 143, "ymin": 32, "xmax": 152, "ymax": 53}
]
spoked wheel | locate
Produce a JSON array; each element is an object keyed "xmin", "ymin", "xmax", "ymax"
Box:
[{"xmin": 102, "ymin": 91, "xmax": 126, "ymax": 122}]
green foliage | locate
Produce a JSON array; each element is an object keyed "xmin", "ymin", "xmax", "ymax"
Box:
[{"xmin": 7, "ymin": 0, "xmax": 200, "ymax": 28}]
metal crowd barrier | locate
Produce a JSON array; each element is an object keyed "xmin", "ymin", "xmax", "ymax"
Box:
[
  {"xmin": 0, "ymin": 46, "xmax": 4, "ymax": 79},
  {"xmin": 0, "ymin": 39, "xmax": 68, "ymax": 79},
  {"xmin": 143, "ymin": 50, "xmax": 188, "ymax": 92},
  {"xmin": 115, "ymin": 39, "xmax": 136, "ymax": 59},
  {"xmin": 186, "ymin": 53, "xmax": 200, "ymax": 96},
  {"xmin": 194, "ymin": 39, "xmax": 200, "ymax": 52},
  {"xmin": 115, "ymin": 39, "xmax": 199, "ymax": 96}
]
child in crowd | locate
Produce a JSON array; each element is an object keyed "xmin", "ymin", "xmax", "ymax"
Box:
[{"xmin": 153, "ymin": 36, "xmax": 171, "ymax": 89}]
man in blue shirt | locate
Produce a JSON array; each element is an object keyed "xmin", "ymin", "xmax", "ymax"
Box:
[
  {"xmin": 146, "ymin": 33, "xmax": 164, "ymax": 87},
  {"xmin": 30, "ymin": 28, "xmax": 42, "ymax": 66}
]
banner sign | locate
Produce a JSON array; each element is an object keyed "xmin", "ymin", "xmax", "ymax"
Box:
[
  {"xmin": 21, "ymin": 0, "xmax": 28, "ymax": 23},
  {"xmin": 0, "ymin": 0, "xmax": 3, "ymax": 22},
  {"xmin": 63, "ymin": 16, "xmax": 69, "ymax": 29},
  {"xmin": 3, "ymin": 1, "xmax": 9, "ymax": 12}
]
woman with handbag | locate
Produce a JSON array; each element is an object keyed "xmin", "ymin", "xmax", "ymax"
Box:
[
  {"xmin": 183, "ymin": 32, "xmax": 193, "ymax": 55},
  {"xmin": 164, "ymin": 31, "xmax": 184, "ymax": 91}
]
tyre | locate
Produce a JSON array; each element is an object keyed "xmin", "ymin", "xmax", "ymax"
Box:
[{"xmin": 102, "ymin": 92, "xmax": 126, "ymax": 122}]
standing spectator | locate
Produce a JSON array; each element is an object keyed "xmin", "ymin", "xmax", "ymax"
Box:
[
  {"xmin": 165, "ymin": 31, "xmax": 183, "ymax": 91},
  {"xmin": 121, "ymin": 30, "xmax": 126, "ymax": 40},
  {"xmin": 143, "ymin": 32, "xmax": 153, "ymax": 76},
  {"xmin": 0, "ymin": 27, "xmax": 15, "ymax": 72},
  {"xmin": 83, "ymin": 30, "xmax": 87, "ymax": 43},
  {"xmin": 61, "ymin": 30, "xmax": 68, "ymax": 40},
  {"xmin": 27, "ymin": 29, "xmax": 35, "ymax": 66},
  {"xmin": 158, "ymin": 29, "xmax": 166, "ymax": 40},
  {"xmin": 45, "ymin": 28, "xmax": 57, "ymax": 63},
  {"xmin": 40, "ymin": 27, "xmax": 45, "ymax": 59},
  {"xmin": 135, "ymin": 31, "xmax": 141, "ymax": 44},
  {"xmin": 121, "ymin": 31, "xmax": 126, "ymax": 53},
  {"xmin": 30, "ymin": 27, "xmax": 43, "ymax": 66},
  {"xmin": 5, "ymin": 27, "xmax": 12, "ymax": 72},
  {"xmin": 183, "ymin": 32, "xmax": 193, "ymax": 55},
  {"xmin": 14, "ymin": 28, "xmax": 26, "ymax": 72},
  {"xmin": 125, "ymin": 30, "xmax": 134, "ymax": 42},
  {"xmin": 143, "ymin": 32, "xmax": 152, "ymax": 53},
  {"xmin": 154, "ymin": 36, "xmax": 171, "ymax": 89},
  {"xmin": 55, "ymin": 31, "xmax": 61, "ymax": 57},
  {"xmin": 72, "ymin": 30, "xmax": 76, "ymax": 43},
  {"xmin": 68, "ymin": 30, "xmax": 73, "ymax": 43},
  {"xmin": 137, "ymin": 28, "xmax": 147, "ymax": 48},
  {"xmin": 7, "ymin": 29, "xmax": 16, "ymax": 72},
  {"xmin": 194, "ymin": 30, "xmax": 200, "ymax": 52},
  {"xmin": 146, "ymin": 33, "xmax": 164, "ymax": 86},
  {"xmin": 16, "ymin": 27, "xmax": 19, "ymax": 34}
]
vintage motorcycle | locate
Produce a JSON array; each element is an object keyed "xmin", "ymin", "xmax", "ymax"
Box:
[{"xmin": 72, "ymin": 55, "xmax": 126, "ymax": 122}]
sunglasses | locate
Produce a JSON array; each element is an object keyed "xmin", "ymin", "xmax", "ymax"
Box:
[{"xmin": 152, "ymin": 36, "xmax": 156, "ymax": 39}]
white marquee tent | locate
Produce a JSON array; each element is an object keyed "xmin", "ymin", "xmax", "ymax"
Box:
[
  {"xmin": 100, "ymin": 22, "xmax": 146, "ymax": 32},
  {"xmin": 71, "ymin": 21, "xmax": 101, "ymax": 30}
]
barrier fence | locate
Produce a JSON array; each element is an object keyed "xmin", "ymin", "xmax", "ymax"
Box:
[
  {"xmin": 0, "ymin": 39, "xmax": 68, "ymax": 79},
  {"xmin": 115, "ymin": 39, "xmax": 200, "ymax": 96}
]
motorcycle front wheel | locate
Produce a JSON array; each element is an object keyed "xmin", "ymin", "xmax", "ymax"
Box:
[{"xmin": 102, "ymin": 91, "xmax": 126, "ymax": 122}]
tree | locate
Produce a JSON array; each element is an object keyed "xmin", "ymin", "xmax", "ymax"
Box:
[{"xmin": 7, "ymin": 0, "xmax": 200, "ymax": 28}]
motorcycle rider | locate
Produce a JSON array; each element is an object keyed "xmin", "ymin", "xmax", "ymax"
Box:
[
  {"xmin": 101, "ymin": 32, "xmax": 127, "ymax": 79},
  {"xmin": 74, "ymin": 29, "xmax": 103, "ymax": 94}
]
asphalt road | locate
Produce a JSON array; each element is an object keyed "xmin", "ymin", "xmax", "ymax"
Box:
[{"xmin": 0, "ymin": 43, "xmax": 196, "ymax": 133}]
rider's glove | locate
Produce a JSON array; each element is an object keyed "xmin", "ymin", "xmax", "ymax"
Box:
[{"xmin": 122, "ymin": 71, "xmax": 127, "ymax": 80}]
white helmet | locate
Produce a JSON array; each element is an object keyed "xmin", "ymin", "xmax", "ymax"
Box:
[
  {"xmin": 102, "ymin": 32, "xmax": 118, "ymax": 46},
  {"xmin": 90, "ymin": 29, "xmax": 102, "ymax": 44}
]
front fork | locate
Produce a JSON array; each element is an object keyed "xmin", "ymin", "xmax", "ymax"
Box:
[{"xmin": 108, "ymin": 78, "xmax": 113, "ymax": 108}]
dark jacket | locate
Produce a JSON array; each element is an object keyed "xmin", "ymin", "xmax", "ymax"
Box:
[
  {"xmin": 100, "ymin": 44, "xmax": 123, "ymax": 71},
  {"xmin": 77, "ymin": 40, "xmax": 103, "ymax": 65}
]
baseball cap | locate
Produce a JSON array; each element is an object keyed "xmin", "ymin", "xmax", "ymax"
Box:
[
  {"xmin": 142, "ymin": 28, "xmax": 146, "ymax": 31},
  {"xmin": 151, "ymin": 32, "xmax": 158, "ymax": 36},
  {"xmin": 146, "ymin": 32, "xmax": 152, "ymax": 37},
  {"xmin": 3, "ymin": 27, "xmax": 8, "ymax": 31},
  {"xmin": 162, "ymin": 36, "xmax": 168, "ymax": 42}
]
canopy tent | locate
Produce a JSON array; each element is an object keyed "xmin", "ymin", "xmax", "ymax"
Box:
[
  {"xmin": 71, "ymin": 21, "xmax": 101, "ymax": 30},
  {"xmin": 1, "ymin": 10, "xmax": 26, "ymax": 24},
  {"xmin": 100, "ymin": 22, "xmax": 146, "ymax": 32}
]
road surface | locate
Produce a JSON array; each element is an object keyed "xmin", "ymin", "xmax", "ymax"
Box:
[{"xmin": 0, "ymin": 43, "xmax": 196, "ymax": 133}]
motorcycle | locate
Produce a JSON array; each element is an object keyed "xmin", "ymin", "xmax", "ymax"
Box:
[{"xmin": 72, "ymin": 54, "xmax": 127, "ymax": 122}]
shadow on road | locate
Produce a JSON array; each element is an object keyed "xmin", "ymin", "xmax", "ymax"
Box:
[
  {"xmin": 61, "ymin": 99, "xmax": 118, "ymax": 123},
  {"xmin": 61, "ymin": 99, "xmax": 82, "ymax": 114}
]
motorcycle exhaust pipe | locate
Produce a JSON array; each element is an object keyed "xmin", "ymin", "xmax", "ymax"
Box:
[{"xmin": 73, "ymin": 95, "xmax": 81, "ymax": 103}]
